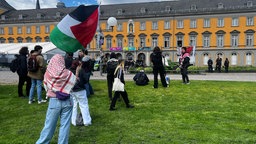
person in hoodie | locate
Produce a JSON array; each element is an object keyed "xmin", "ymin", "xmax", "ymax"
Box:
[
  {"xmin": 150, "ymin": 46, "xmax": 168, "ymax": 88},
  {"xmin": 17, "ymin": 47, "xmax": 31, "ymax": 97}
]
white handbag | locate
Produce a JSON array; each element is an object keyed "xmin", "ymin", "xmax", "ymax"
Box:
[{"xmin": 112, "ymin": 68, "xmax": 125, "ymax": 92}]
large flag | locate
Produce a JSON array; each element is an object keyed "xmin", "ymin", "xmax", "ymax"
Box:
[{"xmin": 50, "ymin": 4, "xmax": 99, "ymax": 53}]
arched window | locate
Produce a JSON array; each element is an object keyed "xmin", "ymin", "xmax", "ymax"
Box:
[
  {"xmin": 246, "ymin": 53, "xmax": 252, "ymax": 65},
  {"xmin": 231, "ymin": 53, "xmax": 237, "ymax": 65},
  {"xmin": 203, "ymin": 53, "xmax": 209, "ymax": 65}
]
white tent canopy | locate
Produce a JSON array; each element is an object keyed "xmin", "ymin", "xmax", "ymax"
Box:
[{"xmin": 0, "ymin": 42, "xmax": 57, "ymax": 54}]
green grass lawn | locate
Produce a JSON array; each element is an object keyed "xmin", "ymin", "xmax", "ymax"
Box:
[{"xmin": 1, "ymin": 80, "xmax": 256, "ymax": 143}]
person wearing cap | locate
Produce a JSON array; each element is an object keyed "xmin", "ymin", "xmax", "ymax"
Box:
[{"xmin": 27, "ymin": 45, "xmax": 47, "ymax": 104}]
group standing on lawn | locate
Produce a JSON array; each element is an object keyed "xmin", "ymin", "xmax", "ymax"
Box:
[{"xmin": 13, "ymin": 45, "xmax": 195, "ymax": 143}]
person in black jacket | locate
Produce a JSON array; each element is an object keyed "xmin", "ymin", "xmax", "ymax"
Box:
[
  {"xmin": 133, "ymin": 70, "xmax": 149, "ymax": 86},
  {"xmin": 17, "ymin": 47, "xmax": 31, "ymax": 97},
  {"xmin": 207, "ymin": 58, "xmax": 213, "ymax": 72},
  {"xmin": 151, "ymin": 46, "xmax": 167, "ymax": 88},
  {"xmin": 179, "ymin": 47, "xmax": 190, "ymax": 84},
  {"xmin": 109, "ymin": 60, "xmax": 134, "ymax": 111}
]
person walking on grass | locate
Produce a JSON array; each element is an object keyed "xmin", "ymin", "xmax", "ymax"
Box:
[
  {"xmin": 70, "ymin": 60, "xmax": 92, "ymax": 126},
  {"xmin": 150, "ymin": 46, "xmax": 168, "ymax": 88},
  {"xmin": 17, "ymin": 47, "xmax": 31, "ymax": 98},
  {"xmin": 28, "ymin": 45, "xmax": 46, "ymax": 104},
  {"xmin": 36, "ymin": 54, "xmax": 76, "ymax": 144},
  {"xmin": 109, "ymin": 59, "xmax": 134, "ymax": 111}
]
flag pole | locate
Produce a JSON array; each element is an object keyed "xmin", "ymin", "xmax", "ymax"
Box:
[{"xmin": 97, "ymin": 0, "xmax": 103, "ymax": 76}]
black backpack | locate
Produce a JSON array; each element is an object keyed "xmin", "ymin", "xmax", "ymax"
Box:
[
  {"xmin": 27, "ymin": 55, "xmax": 39, "ymax": 72},
  {"xmin": 9, "ymin": 55, "xmax": 20, "ymax": 73},
  {"xmin": 107, "ymin": 60, "xmax": 118, "ymax": 75}
]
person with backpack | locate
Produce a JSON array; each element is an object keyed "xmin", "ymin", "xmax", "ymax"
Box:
[
  {"xmin": 133, "ymin": 70, "xmax": 149, "ymax": 86},
  {"xmin": 27, "ymin": 45, "xmax": 46, "ymax": 104},
  {"xmin": 106, "ymin": 52, "xmax": 119, "ymax": 101},
  {"xmin": 151, "ymin": 46, "xmax": 168, "ymax": 88},
  {"xmin": 16, "ymin": 47, "xmax": 31, "ymax": 98}
]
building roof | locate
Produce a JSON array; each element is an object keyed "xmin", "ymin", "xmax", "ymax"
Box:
[
  {"xmin": 0, "ymin": 0, "xmax": 15, "ymax": 11},
  {"xmin": 0, "ymin": 0, "xmax": 256, "ymax": 23}
]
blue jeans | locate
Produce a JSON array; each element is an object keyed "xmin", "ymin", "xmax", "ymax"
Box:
[
  {"xmin": 29, "ymin": 79, "xmax": 42, "ymax": 101},
  {"xmin": 36, "ymin": 98, "xmax": 73, "ymax": 144}
]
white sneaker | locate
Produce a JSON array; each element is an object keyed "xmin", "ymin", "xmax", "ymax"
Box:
[
  {"xmin": 28, "ymin": 101, "xmax": 32, "ymax": 104},
  {"xmin": 38, "ymin": 100, "xmax": 47, "ymax": 104}
]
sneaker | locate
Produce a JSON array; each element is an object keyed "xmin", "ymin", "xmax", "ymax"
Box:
[
  {"xmin": 109, "ymin": 107, "xmax": 116, "ymax": 111},
  {"xmin": 28, "ymin": 101, "xmax": 32, "ymax": 104},
  {"xmin": 38, "ymin": 100, "xmax": 47, "ymax": 104},
  {"xmin": 186, "ymin": 82, "xmax": 190, "ymax": 85},
  {"xmin": 84, "ymin": 123, "xmax": 92, "ymax": 126}
]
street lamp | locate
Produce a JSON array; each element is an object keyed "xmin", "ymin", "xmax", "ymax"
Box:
[{"xmin": 98, "ymin": 16, "xmax": 117, "ymax": 76}]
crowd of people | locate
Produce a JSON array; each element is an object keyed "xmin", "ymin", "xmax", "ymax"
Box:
[
  {"xmin": 13, "ymin": 44, "xmax": 232, "ymax": 143},
  {"xmin": 208, "ymin": 56, "xmax": 229, "ymax": 73}
]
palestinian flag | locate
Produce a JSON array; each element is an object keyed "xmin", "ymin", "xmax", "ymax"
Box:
[{"xmin": 50, "ymin": 4, "xmax": 99, "ymax": 53}]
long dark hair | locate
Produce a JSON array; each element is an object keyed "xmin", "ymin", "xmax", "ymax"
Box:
[
  {"xmin": 19, "ymin": 47, "xmax": 28, "ymax": 55},
  {"xmin": 153, "ymin": 46, "xmax": 161, "ymax": 53}
]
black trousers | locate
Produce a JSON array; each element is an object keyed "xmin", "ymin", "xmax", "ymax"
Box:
[
  {"xmin": 153, "ymin": 67, "xmax": 167, "ymax": 88},
  {"xmin": 110, "ymin": 90, "xmax": 130, "ymax": 108},
  {"xmin": 18, "ymin": 75, "xmax": 31, "ymax": 97},
  {"xmin": 181, "ymin": 68, "xmax": 189, "ymax": 83},
  {"xmin": 107, "ymin": 75, "xmax": 114, "ymax": 100}
]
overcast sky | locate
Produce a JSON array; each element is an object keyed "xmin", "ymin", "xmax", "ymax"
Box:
[{"xmin": 6, "ymin": 0, "xmax": 174, "ymax": 10}]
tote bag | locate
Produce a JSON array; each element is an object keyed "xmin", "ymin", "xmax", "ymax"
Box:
[{"xmin": 112, "ymin": 68, "xmax": 125, "ymax": 92}]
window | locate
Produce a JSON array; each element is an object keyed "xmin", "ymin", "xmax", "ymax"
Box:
[
  {"xmin": 17, "ymin": 37, "xmax": 23, "ymax": 43},
  {"xmin": 37, "ymin": 13, "xmax": 42, "ymax": 19},
  {"xmin": 246, "ymin": 53, "xmax": 252, "ymax": 65},
  {"xmin": 0, "ymin": 38, "xmax": 5, "ymax": 43},
  {"xmin": 231, "ymin": 53, "xmax": 237, "ymax": 65},
  {"xmin": 152, "ymin": 37, "xmax": 158, "ymax": 47},
  {"xmin": 152, "ymin": 21, "xmax": 158, "ymax": 30},
  {"xmin": 190, "ymin": 35, "xmax": 197, "ymax": 46},
  {"xmin": 45, "ymin": 36, "xmax": 50, "ymax": 42},
  {"xmin": 246, "ymin": 34, "xmax": 254, "ymax": 46},
  {"xmin": 45, "ymin": 25, "xmax": 50, "ymax": 34},
  {"xmin": 0, "ymin": 28, "xmax": 4, "ymax": 35},
  {"xmin": 26, "ymin": 37, "xmax": 32, "ymax": 42},
  {"xmin": 106, "ymin": 38, "xmax": 112, "ymax": 49},
  {"xmin": 26, "ymin": 26, "xmax": 31, "ymax": 34},
  {"xmin": 117, "ymin": 9, "xmax": 123, "ymax": 15},
  {"xmin": 191, "ymin": 5, "xmax": 197, "ymax": 10},
  {"xmin": 140, "ymin": 37, "xmax": 146, "ymax": 47},
  {"xmin": 246, "ymin": 17, "xmax": 254, "ymax": 26},
  {"xmin": 217, "ymin": 18, "xmax": 224, "ymax": 27},
  {"xmin": 165, "ymin": 6, "xmax": 171, "ymax": 12},
  {"xmin": 128, "ymin": 37, "xmax": 134, "ymax": 47},
  {"xmin": 218, "ymin": 3, "xmax": 224, "ymax": 9},
  {"xmin": 35, "ymin": 36, "xmax": 42, "ymax": 42},
  {"xmin": 117, "ymin": 23, "xmax": 123, "ymax": 31},
  {"xmin": 164, "ymin": 21, "xmax": 170, "ymax": 29},
  {"xmin": 177, "ymin": 20, "xmax": 184, "ymax": 28},
  {"xmin": 217, "ymin": 35, "xmax": 224, "ymax": 47},
  {"xmin": 247, "ymin": 1, "xmax": 253, "ymax": 7},
  {"xmin": 232, "ymin": 18, "xmax": 239, "ymax": 26},
  {"xmin": 203, "ymin": 53, "xmax": 209, "ymax": 65},
  {"xmin": 8, "ymin": 27, "xmax": 13, "ymax": 35},
  {"xmin": 231, "ymin": 35, "xmax": 238, "ymax": 47},
  {"xmin": 203, "ymin": 36, "xmax": 210, "ymax": 47},
  {"xmin": 164, "ymin": 36, "xmax": 170, "ymax": 48},
  {"xmin": 117, "ymin": 37, "xmax": 123, "ymax": 47},
  {"xmin": 8, "ymin": 38, "xmax": 14, "ymax": 43},
  {"xmin": 140, "ymin": 22, "xmax": 146, "ymax": 30},
  {"xmin": 17, "ymin": 27, "xmax": 22, "ymax": 34},
  {"xmin": 204, "ymin": 19, "xmax": 210, "ymax": 28},
  {"xmin": 177, "ymin": 36, "xmax": 183, "ymax": 47},
  {"xmin": 140, "ymin": 8, "xmax": 146, "ymax": 13},
  {"xmin": 18, "ymin": 14, "xmax": 23, "ymax": 19},
  {"xmin": 190, "ymin": 19, "xmax": 197, "ymax": 28},
  {"xmin": 36, "ymin": 26, "xmax": 40, "ymax": 34},
  {"xmin": 128, "ymin": 22, "xmax": 134, "ymax": 33}
]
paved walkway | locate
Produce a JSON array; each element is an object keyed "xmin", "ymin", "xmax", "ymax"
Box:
[{"xmin": 0, "ymin": 69, "xmax": 255, "ymax": 84}]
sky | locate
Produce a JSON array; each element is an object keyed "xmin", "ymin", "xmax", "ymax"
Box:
[{"xmin": 6, "ymin": 0, "xmax": 174, "ymax": 10}]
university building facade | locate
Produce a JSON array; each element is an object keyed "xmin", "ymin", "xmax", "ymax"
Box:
[{"xmin": 0, "ymin": 0, "xmax": 255, "ymax": 66}]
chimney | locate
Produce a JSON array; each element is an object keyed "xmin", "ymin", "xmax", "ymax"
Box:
[{"xmin": 36, "ymin": 0, "xmax": 41, "ymax": 9}]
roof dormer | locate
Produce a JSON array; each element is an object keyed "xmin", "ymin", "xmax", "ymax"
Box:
[
  {"xmin": 117, "ymin": 9, "xmax": 124, "ymax": 15},
  {"xmin": 37, "ymin": 13, "xmax": 42, "ymax": 18},
  {"xmin": 217, "ymin": 3, "xmax": 224, "ymax": 9},
  {"xmin": 140, "ymin": 7, "xmax": 147, "ymax": 14},
  {"xmin": 18, "ymin": 14, "xmax": 23, "ymax": 20},
  {"xmin": 1, "ymin": 15, "xmax": 6, "ymax": 20},
  {"xmin": 190, "ymin": 4, "xmax": 197, "ymax": 10},
  {"xmin": 247, "ymin": 1, "xmax": 253, "ymax": 7},
  {"xmin": 165, "ymin": 6, "xmax": 171, "ymax": 12}
]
